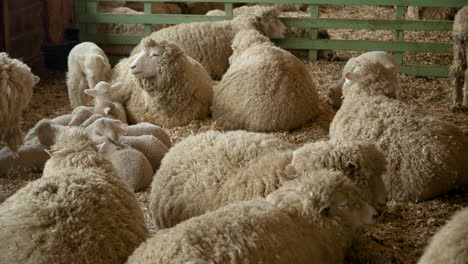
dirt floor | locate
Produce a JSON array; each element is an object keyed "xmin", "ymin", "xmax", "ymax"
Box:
[{"xmin": 1, "ymin": 4, "xmax": 467, "ymax": 264}]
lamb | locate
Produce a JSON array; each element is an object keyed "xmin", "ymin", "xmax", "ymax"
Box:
[
  {"xmin": 407, "ymin": 6, "xmax": 458, "ymax": 20},
  {"xmin": 67, "ymin": 105, "xmax": 94, "ymax": 126},
  {"xmin": 66, "ymin": 42, "xmax": 111, "ymax": 108},
  {"xmin": 98, "ymin": 140, "xmax": 153, "ymax": 192},
  {"xmin": 130, "ymin": 5, "xmax": 289, "ymax": 79},
  {"xmin": 417, "ymin": 207, "xmax": 468, "ymax": 264},
  {"xmin": 450, "ymin": 6, "xmax": 468, "ymax": 110},
  {"xmin": 329, "ymin": 60, "xmax": 468, "ymax": 202},
  {"xmin": 84, "ymin": 81, "xmax": 127, "ymax": 123},
  {"xmin": 50, "ymin": 114, "xmax": 73, "ymax": 126},
  {"xmin": 24, "ymin": 119, "xmax": 67, "ymax": 148},
  {"xmin": 0, "ymin": 128, "xmax": 148, "ymax": 264},
  {"xmin": 0, "ymin": 52, "xmax": 40, "ymax": 152},
  {"xmin": 125, "ymin": 122, "xmax": 172, "ymax": 148},
  {"xmin": 150, "ymin": 130, "xmax": 387, "ymax": 230},
  {"xmin": 212, "ymin": 29, "xmax": 319, "ymax": 131},
  {"xmin": 128, "ymin": 170, "xmax": 378, "ymax": 264},
  {"xmin": 0, "ymin": 144, "xmax": 49, "ymax": 178},
  {"xmin": 327, "ymin": 51, "xmax": 400, "ymax": 109},
  {"xmin": 111, "ymin": 38, "xmax": 213, "ymax": 127}
]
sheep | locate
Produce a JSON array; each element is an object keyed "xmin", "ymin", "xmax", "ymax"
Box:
[
  {"xmin": 50, "ymin": 114, "xmax": 73, "ymax": 126},
  {"xmin": 67, "ymin": 105, "xmax": 94, "ymax": 126},
  {"xmin": 0, "ymin": 128, "xmax": 148, "ymax": 264},
  {"xmin": 327, "ymin": 51, "xmax": 400, "ymax": 109},
  {"xmin": 450, "ymin": 6, "xmax": 468, "ymax": 110},
  {"xmin": 84, "ymin": 81, "xmax": 127, "ymax": 123},
  {"xmin": 0, "ymin": 144, "xmax": 49, "ymax": 178},
  {"xmin": 128, "ymin": 170, "xmax": 378, "ymax": 264},
  {"xmin": 98, "ymin": 140, "xmax": 153, "ymax": 192},
  {"xmin": 329, "ymin": 60, "xmax": 468, "ymax": 202},
  {"xmin": 125, "ymin": 122, "xmax": 172, "ymax": 148},
  {"xmin": 88, "ymin": 118, "xmax": 169, "ymax": 171},
  {"xmin": 111, "ymin": 38, "xmax": 213, "ymax": 127},
  {"xmin": 150, "ymin": 130, "xmax": 387, "ymax": 230},
  {"xmin": 24, "ymin": 119, "xmax": 67, "ymax": 148},
  {"xmin": 66, "ymin": 42, "xmax": 111, "ymax": 108},
  {"xmin": 0, "ymin": 52, "xmax": 40, "ymax": 152},
  {"xmin": 406, "ymin": 6, "xmax": 458, "ymax": 20},
  {"xmin": 417, "ymin": 207, "xmax": 468, "ymax": 264},
  {"xmin": 125, "ymin": 2, "xmax": 185, "ymax": 14},
  {"xmin": 130, "ymin": 5, "xmax": 289, "ymax": 79},
  {"xmin": 212, "ymin": 29, "xmax": 319, "ymax": 132}
]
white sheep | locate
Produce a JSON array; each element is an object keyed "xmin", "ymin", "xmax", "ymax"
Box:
[
  {"xmin": 67, "ymin": 105, "xmax": 94, "ymax": 126},
  {"xmin": 150, "ymin": 130, "xmax": 387, "ymax": 230},
  {"xmin": 417, "ymin": 207, "xmax": 468, "ymax": 264},
  {"xmin": 98, "ymin": 5, "xmax": 146, "ymax": 35},
  {"xmin": 84, "ymin": 81, "xmax": 127, "ymax": 123},
  {"xmin": 0, "ymin": 52, "xmax": 40, "ymax": 152},
  {"xmin": 327, "ymin": 51, "xmax": 400, "ymax": 109},
  {"xmin": 125, "ymin": 122, "xmax": 172, "ymax": 148},
  {"xmin": 329, "ymin": 60, "xmax": 468, "ymax": 202},
  {"xmin": 450, "ymin": 6, "xmax": 468, "ymax": 110},
  {"xmin": 130, "ymin": 5, "xmax": 289, "ymax": 79},
  {"xmin": 0, "ymin": 128, "xmax": 148, "ymax": 264},
  {"xmin": 212, "ymin": 29, "xmax": 319, "ymax": 131},
  {"xmin": 98, "ymin": 140, "xmax": 153, "ymax": 192},
  {"xmin": 24, "ymin": 119, "xmax": 67, "ymax": 148},
  {"xmin": 66, "ymin": 42, "xmax": 111, "ymax": 108},
  {"xmin": 111, "ymin": 38, "xmax": 213, "ymax": 127},
  {"xmin": 0, "ymin": 144, "xmax": 49, "ymax": 178},
  {"xmin": 128, "ymin": 170, "xmax": 378, "ymax": 264},
  {"xmin": 406, "ymin": 6, "xmax": 458, "ymax": 20},
  {"xmin": 50, "ymin": 114, "xmax": 73, "ymax": 126}
]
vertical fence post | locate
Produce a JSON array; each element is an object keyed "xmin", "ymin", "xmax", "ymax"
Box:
[
  {"xmin": 86, "ymin": 0, "xmax": 98, "ymax": 35},
  {"xmin": 308, "ymin": 4, "xmax": 319, "ymax": 61},
  {"xmin": 144, "ymin": 2, "xmax": 152, "ymax": 36},
  {"xmin": 225, "ymin": 2, "xmax": 234, "ymax": 17},
  {"xmin": 394, "ymin": 6, "xmax": 405, "ymax": 65}
]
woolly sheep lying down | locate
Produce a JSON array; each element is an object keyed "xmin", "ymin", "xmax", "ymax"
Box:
[
  {"xmin": 130, "ymin": 5, "xmax": 289, "ymax": 79},
  {"xmin": 0, "ymin": 52, "xmax": 39, "ymax": 152},
  {"xmin": 150, "ymin": 130, "xmax": 387, "ymax": 230},
  {"xmin": 129, "ymin": 170, "xmax": 378, "ymax": 264},
  {"xmin": 327, "ymin": 51, "xmax": 400, "ymax": 109},
  {"xmin": 111, "ymin": 38, "xmax": 213, "ymax": 127},
  {"xmin": 213, "ymin": 30, "xmax": 320, "ymax": 132},
  {"xmin": 66, "ymin": 42, "xmax": 111, "ymax": 108},
  {"xmin": 329, "ymin": 60, "xmax": 468, "ymax": 202},
  {"xmin": 0, "ymin": 128, "xmax": 148, "ymax": 264},
  {"xmin": 84, "ymin": 81, "xmax": 127, "ymax": 123},
  {"xmin": 417, "ymin": 207, "xmax": 468, "ymax": 264}
]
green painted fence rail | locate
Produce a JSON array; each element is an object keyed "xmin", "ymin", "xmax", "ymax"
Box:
[{"xmin": 75, "ymin": 0, "xmax": 467, "ymax": 77}]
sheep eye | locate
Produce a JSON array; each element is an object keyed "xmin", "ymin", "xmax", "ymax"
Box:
[
  {"xmin": 151, "ymin": 54, "xmax": 159, "ymax": 57},
  {"xmin": 339, "ymin": 202, "xmax": 349, "ymax": 209}
]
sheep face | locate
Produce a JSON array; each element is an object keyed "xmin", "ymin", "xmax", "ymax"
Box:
[
  {"xmin": 91, "ymin": 118, "xmax": 127, "ymax": 144},
  {"xmin": 259, "ymin": 15, "xmax": 289, "ymax": 39}
]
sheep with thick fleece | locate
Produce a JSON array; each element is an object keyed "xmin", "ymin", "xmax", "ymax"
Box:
[
  {"xmin": 84, "ymin": 81, "xmax": 127, "ymax": 123},
  {"xmin": 0, "ymin": 128, "xmax": 148, "ymax": 264},
  {"xmin": 150, "ymin": 130, "xmax": 387, "ymax": 230},
  {"xmin": 407, "ymin": 6, "xmax": 458, "ymax": 20},
  {"xmin": 0, "ymin": 53, "xmax": 39, "ymax": 152},
  {"xmin": 98, "ymin": 140, "xmax": 153, "ymax": 192},
  {"xmin": 128, "ymin": 170, "xmax": 377, "ymax": 264},
  {"xmin": 329, "ymin": 60, "xmax": 468, "ymax": 202},
  {"xmin": 213, "ymin": 29, "xmax": 319, "ymax": 131},
  {"xmin": 417, "ymin": 207, "xmax": 468, "ymax": 264},
  {"xmin": 112, "ymin": 38, "xmax": 212, "ymax": 127},
  {"xmin": 130, "ymin": 6, "xmax": 289, "ymax": 79},
  {"xmin": 450, "ymin": 6, "xmax": 468, "ymax": 110},
  {"xmin": 327, "ymin": 51, "xmax": 400, "ymax": 109},
  {"xmin": 66, "ymin": 42, "xmax": 111, "ymax": 108},
  {"xmin": 0, "ymin": 144, "xmax": 49, "ymax": 178}
]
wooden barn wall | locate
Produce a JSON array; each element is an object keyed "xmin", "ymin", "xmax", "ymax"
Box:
[{"xmin": 0, "ymin": 1, "xmax": 5, "ymax": 52}]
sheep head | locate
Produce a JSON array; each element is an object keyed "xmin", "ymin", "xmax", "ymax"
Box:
[
  {"xmin": 90, "ymin": 117, "xmax": 127, "ymax": 144},
  {"xmin": 84, "ymin": 81, "xmax": 121, "ymax": 99},
  {"xmin": 230, "ymin": 29, "xmax": 271, "ymax": 64},
  {"xmin": 233, "ymin": 6, "xmax": 289, "ymax": 38},
  {"xmin": 129, "ymin": 38, "xmax": 184, "ymax": 79}
]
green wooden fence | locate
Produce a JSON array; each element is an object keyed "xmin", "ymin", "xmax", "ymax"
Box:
[{"xmin": 75, "ymin": 0, "xmax": 467, "ymax": 77}]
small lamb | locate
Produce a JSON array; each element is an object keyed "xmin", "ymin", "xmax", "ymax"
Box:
[
  {"xmin": 84, "ymin": 81, "xmax": 127, "ymax": 123},
  {"xmin": 0, "ymin": 144, "xmax": 49, "ymax": 178},
  {"xmin": 128, "ymin": 170, "xmax": 378, "ymax": 264},
  {"xmin": 66, "ymin": 42, "xmax": 111, "ymax": 108},
  {"xmin": 213, "ymin": 29, "xmax": 319, "ymax": 132}
]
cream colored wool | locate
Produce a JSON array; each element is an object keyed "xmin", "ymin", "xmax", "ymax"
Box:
[
  {"xmin": 125, "ymin": 122, "xmax": 172, "ymax": 148},
  {"xmin": 150, "ymin": 130, "xmax": 387, "ymax": 230},
  {"xmin": 327, "ymin": 51, "xmax": 400, "ymax": 109},
  {"xmin": 213, "ymin": 29, "xmax": 319, "ymax": 131},
  {"xmin": 407, "ymin": 6, "xmax": 458, "ymax": 20},
  {"xmin": 128, "ymin": 170, "xmax": 377, "ymax": 264},
  {"xmin": 450, "ymin": 6, "xmax": 468, "ymax": 110},
  {"xmin": 50, "ymin": 114, "xmax": 73, "ymax": 126},
  {"xmin": 329, "ymin": 60, "xmax": 468, "ymax": 202},
  {"xmin": 112, "ymin": 39, "xmax": 213, "ymax": 127},
  {"xmin": 0, "ymin": 128, "xmax": 148, "ymax": 264},
  {"xmin": 99, "ymin": 140, "xmax": 153, "ymax": 192},
  {"xmin": 418, "ymin": 207, "xmax": 468, "ymax": 264},
  {"xmin": 130, "ymin": 6, "xmax": 289, "ymax": 79},
  {"xmin": 66, "ymin": 42, "xmax": 111, "ymax": 108},
  {"xmin": 67, "ymin": 105, "xmax": 94, "ymax": 126},
  {"xmin": 0, "ymin": 53, "xmax": 39, "ymax": 152},
  {"xmin": 84, "ymin": 81, "xmax": 127, "ymax": 123},
  {"xmin": 0, "ymin": 144, "xmax": 49, "ymax": 177}
]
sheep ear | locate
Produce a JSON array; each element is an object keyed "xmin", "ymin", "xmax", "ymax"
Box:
[
  {"xmin": 103, "ymin": 107, "xmax": 111, "ymax": 115},
  {"xmin": 345, "ymin": 72, "xmax": 361, "ymax": 82},
  {"xmin": 98, "ymin": 141, "xmax": 112, "ymax": 153},
  {"xmin": 84, "ymin": 89, "xmax": 97, "ymax": 96},
  {"xmin": 111, "ymin": 82, "xmax": 122, "ymax": 89},
  {"xmin": 346, "ymin": 161, "xmax": 359, "ymax": 170},
  {"xmin": 319, "ymin": 206, "xmax": 330, "ymax": 217},
  {"xmin": 33, "ymin": 76, "xmax": 40, "ymax": 85},
  {"xmin": 44, "ymin": 149, "xmax": 56, "ymax": 156}
]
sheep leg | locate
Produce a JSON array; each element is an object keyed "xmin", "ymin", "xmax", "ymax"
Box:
[{"xmin": 450, "ymin": 43, "xmax": 466, "ymax": 110}]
